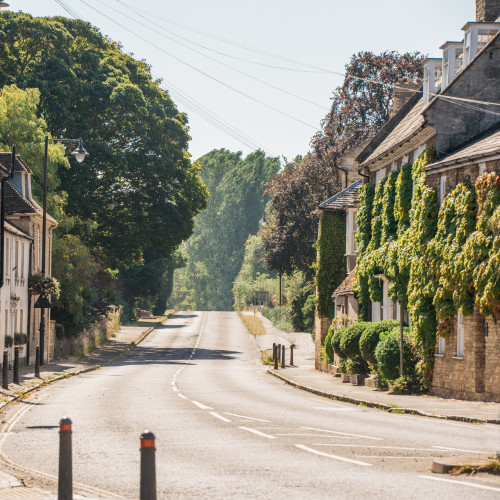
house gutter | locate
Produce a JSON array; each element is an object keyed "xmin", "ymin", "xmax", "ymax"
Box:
[
  {"xmin": 334, "ymin": 161, "xmax": 349, "ymax": 189},
  {"xmin": 0, "ymin": 145, "xmax": 15, "ymax": 288}
]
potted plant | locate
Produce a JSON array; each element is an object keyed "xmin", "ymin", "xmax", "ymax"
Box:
[{"xmin": 29, "ymin": 272, "xmax": 60, "ymax": 298}]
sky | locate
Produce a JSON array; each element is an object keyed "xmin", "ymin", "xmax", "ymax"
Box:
[{"xmin": 9, "ymin": 0, "xmax": 475, "ymax": 161}]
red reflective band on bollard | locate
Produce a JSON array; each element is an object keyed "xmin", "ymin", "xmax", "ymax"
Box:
[
  {"xmin": 60, "ymin": 424, "xmax": 72, "ymax": 431},
  {"xmin": 141, "ymin": 439, "xmax": 155, "ymax": 448}
]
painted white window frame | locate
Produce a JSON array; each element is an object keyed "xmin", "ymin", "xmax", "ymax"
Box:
[
  {"xmin": 456, "ymin": 312, "xmax": 464, "ymax": 358},
  {"xmin": 414, "ymin": 144, "xmax": 427, "ymax": 160},
  {"xmin": 381, "ymin": 280, "xmax": 394, "ymax": 321},
  {"xmin": 479, "ymin": 163, "xmax": 486, "ymax": 176},
  {"xmin": 371, "ymin": 302, "xmax": 381, "ymax": 322},
  {"xmin": 440, "ymin": 175, "xmax": 447, "ymax": 204},
  {"xmin": 437, "ymin": 335, "xmax": 445, "ymax": 355},
  {"xmin": 375, "ymin": 168, "xmax": 386, "ymax": 185}
]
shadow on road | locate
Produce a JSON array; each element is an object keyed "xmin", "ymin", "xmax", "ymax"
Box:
[
  {"xmin": 113, "ymin": 345, "xmax": 241, "ymax": 367},
  {"xmin": 171, "ymin": 314, "xmax": 198, "ymax": 319}
]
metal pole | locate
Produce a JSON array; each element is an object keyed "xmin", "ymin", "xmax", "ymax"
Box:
[
  {"xmin": 281, "ymin": 345, "xmax": 285, "ymax": 369},
  {"xmin": 58, "ymin": 417, "xmax": 72, "ymax": 500},
  {"xmin": 35, "ymin": 345, "xmax": 40, "ymax": 378},
  {"xmin": 140, "ymin": 431, "xmax": 156, "ymax": 500},
  {"xmin": 273, "ymin": 346, "xmax": 278, "ymax": 370},
  {"xmin": 40, "ymin": 135, "xmax": 48, "ymax": 366},
  {"xmin": 279, "ymin": 273, "xmax": 282, "ymax": 306},
  {"xmin": 272, "ymin": 343, "xmax": 276, "ymax": 361},
  {"xmin": 13, "ymin": 346, "xmax": 19, "ymax": 384},
  {"xmin": 290, "ymin": 345, "xmax": 294, "ymax": 366},
  {"xmin": 2, "ymin": 350, "xmax": 7, "ymax": 389},
  {"xmin": 399, "ymin": 302, "xmax": 404, "ymax": 378},
  {"xmin": 277, "ymin": 344, "xmax": 281, "ymax": 363}
]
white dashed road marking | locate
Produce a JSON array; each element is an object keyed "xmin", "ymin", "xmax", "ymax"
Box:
[
  {"xmin": 301, "ymin": 426, "xmax": 382, "ymax": 441},
  {"xmin": 295, "ymin": 445, "xmax": 372, "ymax": 466},
  {"xmin": 210, "ymin": 412, "xmax": 232, "ymax": 423},
  {"xmin": 419, "ymin": 475, "xmax": 500, "ymax": 493},
  {"xmin": 239, "ymin": 427, "xmax": 276, "ymax": 439}
]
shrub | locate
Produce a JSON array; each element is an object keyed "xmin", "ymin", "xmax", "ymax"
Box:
[
  {"xmin": 346, "ymin": 359, "xmax": 366, "ymax": 375},
  {"xmin": 262, "ymin": 305, "xmax": 294, "ymax": 332},
  {"xmin": 301, "ymin": 294, "xmax": 316, "ymax": 333},
  {"xmin": 359, "ymin": 320, "xmax": 400, "ymax": 369},
  {"xmin": 374, "ymin": 327, "xmax": 418, "ymax": 381},
  {"xmin": 339, "ymin": 322, "xmax": 369, "ymax": 371},
  {"xmin": 331, "ymin": 328, "xmax": 346, "ymax": 359},
  {"xmin": 389, "ymin": 375, "xmax": 423, "ymax": 394},
  {"xmin": 323, "ymin": 324, "xmax": 335, "ymax": 363}
]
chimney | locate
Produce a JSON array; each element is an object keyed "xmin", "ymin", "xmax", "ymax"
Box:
[
  {"xmin": 391, "ymin": 78, "xmax": 421, "ymax": 117},
  {"xmin": 476, "ymin": 0, "xmax": 500, "ymax": 22}
]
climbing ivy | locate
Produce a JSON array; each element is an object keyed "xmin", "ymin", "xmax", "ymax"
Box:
[
  {"xmin": 459, "ymin": 172, "xmax": 500, "ymax": 317},
  {"xmin": 315, "ymin": 211, "xmax": 346, "ymax": 319}
]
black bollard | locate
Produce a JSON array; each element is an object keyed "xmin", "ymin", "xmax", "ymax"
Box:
[
  {"xmin": 58, "ymin": 417, "xmax": 72, "ymax": 500},
  {"xmin": 2, "ymin": 350, "xmax": 8, "ymax": 390},
  {"xmin": 272, "ymin": 343, "xmax": 276, "ymax": 361},
  {"xmin": 140, "ymin": 431, "xmax": 157, "ymax": 500},
  {"xmin": 281, "ymin": 345, "xmax": 285, "ymax": 369},
  {"xmin": 13, "ymin": 346, "xmax": 19, "ymax": 385},
  {"xmin": 35, "ymin": 345, "xmax": 40, "ymax": 378},
  {"xmin": 273, "ymin": 345, "xmax": 278, "ymax": 369},
  {"xmin": 277, "ymin": 344, "xmax": 281, "ymax": 363},
  {"xmin": 290, "ymin": 344, "xmax": 294, "ymax": 366}
]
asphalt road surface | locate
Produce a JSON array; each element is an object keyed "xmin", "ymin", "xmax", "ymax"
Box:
[{"xmin": 1, "ymin": 311, "xmax": 499, "ymax": 499}]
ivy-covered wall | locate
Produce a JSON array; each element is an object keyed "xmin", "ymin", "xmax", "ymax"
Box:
[
  {"xmin": 355, "ymin": 147, "xmax": 500, "ymax": 389},
  {"xmin": 315, "ymin": 211, "xmax": 346, "ymax": 319}
]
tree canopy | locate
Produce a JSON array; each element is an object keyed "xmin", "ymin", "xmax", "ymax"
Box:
[
  {"xmin": 0, "ymin": 12, "xmax": 208, "ymax": 329},
  {"xmin": 170, "ymin": 149, "xmax": 280, "ymax": 311}
]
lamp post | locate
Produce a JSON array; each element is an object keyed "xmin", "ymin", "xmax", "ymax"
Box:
[
  {"xmin": 39, "ymin": 136, "xmax": 88, "ymax": 365},
  {"xmin": 0, "ymin": 3, "xmax": 9, "ymax": 9}
]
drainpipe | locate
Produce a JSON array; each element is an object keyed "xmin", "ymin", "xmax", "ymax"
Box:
[
  {"xmin": 358, "ymin": 167, "xmax": 370, "ymax": 182},
  {"xmin": 0, "ymin": 145, "xmax": 15, "ymax": 288}
]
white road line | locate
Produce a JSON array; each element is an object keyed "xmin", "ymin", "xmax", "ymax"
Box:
[
  {"xmin": 172, "ymin": 386, "xmax": 178, "ymax": 392},
  {"xmin": 301, "ymin": 426, "xmax": 382, "ymax": 441},
  {"xmin": 312, "ymin": 407, "xmax": 356, "ymax": 411},
  {"xmin": 210, "ymin": 412, "xmax": 232, "ymax": 423},
  {"xmin": 295, "ymin": 445, "xmax": 372, "ymax": 466},
  {"xmin": 419, "ymin": 475, "xmax": 500, "ymax": 493},
  {"xmin": 224, "ymin": 412, "xmax": 271, "ymax": 423},
  {"xmin": 239, "ymin": 426, "xmax": 276, "ymax": 439},
  {"xmin": 178, "ymin": 393, "xmax": 188, "ymax": 400},
  {"xmin": 191, "ymin": 400, "xmax": 213, "ymax": 410},
  {"xmin": 312, "ymin": 444, "xmax": 462, "ymax": 451},
  {"xmin": 432, "ymin": 445, "xmax": 486, "ymax": 454},
  {"xmin": 278, "ymin": 434, "xmax": 351, "ymax": 437}
]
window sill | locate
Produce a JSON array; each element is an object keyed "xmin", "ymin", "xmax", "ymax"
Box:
[
  {"xmin": 435, "ymin": 353, "xmax": 445, "ymax": 357},
  {"xmin": 452, "ymin": 356, "xmax": 464, "ymax": 360}
]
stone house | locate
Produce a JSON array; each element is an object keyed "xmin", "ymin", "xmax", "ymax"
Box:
[
  {"xmin": 0, "ymin": 153, "xmax": 58, "ymax": 364},
  {"xmin": 354, "ymin": 0, "xmax": 500, "ymax": 400}
]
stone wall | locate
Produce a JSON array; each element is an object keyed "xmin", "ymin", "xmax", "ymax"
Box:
[
  {"xmin": 485, "ymin": 316, "xmax": 500, "ymax": 400},
  {"xmin": 431, "ymin": 307, "xmax": 488, "ymax": 400},
  {"xmin": 476, "ymin": 0, "xmax": 500, "ymax": 21}
]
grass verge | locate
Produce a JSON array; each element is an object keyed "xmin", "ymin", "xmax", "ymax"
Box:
[
  {"xmin": 238, "ymin": 312, "xmax": 266, "ymax": 336},
  {"xmin": 450, "ymin": 459, "xmax": 500, "ymax": 476}
]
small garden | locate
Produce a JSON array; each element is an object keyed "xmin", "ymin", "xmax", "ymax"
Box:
[{"xmin": 323, "ymin": 316, "xmax": 423, "ymax": 394}]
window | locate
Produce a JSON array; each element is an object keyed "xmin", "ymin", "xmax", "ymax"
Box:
[
  {"xmin": 414, "ymin": 144, "xmax": 427, "ymax": 160},
  {"xmin": 351, "ymin": 210, "xmax": 357, "ymax": 253},
  {"xmin": 391, "ymin": 162, "xmax": 398, "ymax": 172},
  {"xmin": 20, "ymin": 310, "xmax": 23, "ymax": 334},
  {"xmin": 440, "ymin": 175, "xmax": 447, "ymax": 204},
  {"xmin": 437, "ymin": 336, "xmax": 445, "ymax": 355},
  {"xmin": 381, "ymin": 281, "xmax": 394, "ymax": 320},
  {"xmin": 371, "ymin": 302, "xmax": 381, "ymax": 322},
  {"xmin": 479, "ymin": 163, "xmax": 486, "ymax": 176},
  {"xmin": 15, "ymin": 240, "xmax": 19, "ymax": 278},
  {"xmin": 464, "ymin": 30, "xmax": 471, "ymax": 64},
  {"xmin": 21, "ymin": 243, "xmax": 25, "ymax": 279},
  {"xmin": 375, "ymin": 168, "xmax": 386, "ymax": 185},
  {"xmin": 456, "ymin": 312, "xmax": 464, "ymax": 358},
  {"xmin": 5, "ymin": 238, "xmax": 9, "ymax": 276}
]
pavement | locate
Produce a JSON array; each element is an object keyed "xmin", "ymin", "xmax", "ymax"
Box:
[
  {"xmin": 0, "ymin": 322, "xmax": 157, "ymax": 498},
  {"xmin": 246, "ymin": 311, "xmax": 500, "ymax": 475}
]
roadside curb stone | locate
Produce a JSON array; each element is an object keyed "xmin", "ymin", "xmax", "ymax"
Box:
[
  {"xmin": 268, "ymin": 369, "xmax": 500, "ymax": 425},
  {"xmin": 431, "ymin": 454, "xmax": 497, "ymax": 473}
]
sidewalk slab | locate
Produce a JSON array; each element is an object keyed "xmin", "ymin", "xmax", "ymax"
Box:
[{"xmin": 250, "ymin": 311, "xmax": 500, "ymax": 424}]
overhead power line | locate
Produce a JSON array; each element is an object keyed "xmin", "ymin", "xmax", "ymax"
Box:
[{"xmin": 77, "ymin": 0, "xmax": 320, "ymax": 131}]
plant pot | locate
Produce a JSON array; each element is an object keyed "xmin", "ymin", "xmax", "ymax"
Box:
[
  {"xmin": 340, "ymin": 373, "xmax": 350, "ymax": 383},
  {"xmin": 350, "ymin": 374, "xmax": 365, "ymax": 386}
]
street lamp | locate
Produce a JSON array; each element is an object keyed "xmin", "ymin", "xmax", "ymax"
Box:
[
  {"xmin": 38, "ymin": 135, "xmax": 88, "ymax": 365},
  {"xmin": 108, "ymin": 195, "xmax": 116, "ymax": 210},
  {"xmin": 0, "ymin": 3, "xmax": 9, "ymax": 9}
]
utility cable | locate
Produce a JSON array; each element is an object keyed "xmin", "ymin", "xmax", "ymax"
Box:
[
  {"xmin": 111, "ymin": 1, "xmax": 327, "ymax": 110},
  {"xmin": 78, "ymin": 0, "xmax": 320, "ymax": 131}
]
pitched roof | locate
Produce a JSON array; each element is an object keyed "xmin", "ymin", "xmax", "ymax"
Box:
[
  {"xmin": 5, "ymin": 221, "xmax": 33, "ymax": 240},
  {"xmin": 332, "ymin": 271, "xmax": 356, "ymax": 298},
  {"xmin": 425, "ymin": 123, "xmax": 500, "ymax": 169},
  {"xmin": 0, "ymin": 153, "xmax": 32, "ymax": 174},
  {"xmin": 3, "ymin": 181, "xmax": 57, "ymax": 224},
  {"xmin": 319, "ymin": 178, "xmax": 363, "ymax": 211}
]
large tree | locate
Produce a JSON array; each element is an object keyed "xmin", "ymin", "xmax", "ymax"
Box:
[
  {"xmin": 171, "ymin": 149, "xmax": 280, "ymax": 311},
  {"xmin": 0, "ymin": 12, "xmax": 208, "ymax": 326},
  {"xmin": 261, "ymin": 51, "xmax": 424, "ymax": 279}
]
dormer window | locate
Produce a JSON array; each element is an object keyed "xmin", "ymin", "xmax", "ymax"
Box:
[
  {"xmin": 462, "ymin": 22, "xmax": 500, "ymax": 65},
  {"xmin": 423, "ymin": 59, "xmax": 442, "ymax": 105},
  {"xmin": 440, "ymin": 42, "xmax": 464, "ymax": 88}
]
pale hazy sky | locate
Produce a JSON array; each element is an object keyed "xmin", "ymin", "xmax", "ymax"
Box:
[{"xmin": 11, "ymin": 1, "xmax": 475, "ymax": 160}]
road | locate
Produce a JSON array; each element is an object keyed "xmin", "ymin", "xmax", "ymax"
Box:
[{"xmin": 0, "ymin": 311, "xmax": 499, "ymax": 499}]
